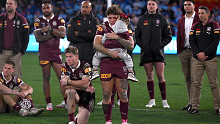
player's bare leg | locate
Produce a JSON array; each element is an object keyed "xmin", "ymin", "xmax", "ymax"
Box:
[
  {"xmin": 0, "ymin": 93, "xmax": 7, "ymax": 113},
  {"xmin": 41, "ymin": 63, "xmax": 52, "ymax": 110},
  {"xmin": 101, "ymin": 79, "xmax": 114, "ymax": 123},
  {"xmin": 66, "ymin": 89, "xmax": 79, "ymax": 123},
  {"xmin": 154, "ymin": 62, "xmax": 170, "ymax": 108},
  {"xmin": 52, "ymin": 62, "xmax": 67, "ymax": 107},
  {"xmin": 115, "ymin": 78, "xmax": 129, "ymax": 124},
  {"xmin": 77, "ymin": 107, "xmax": 90, "ymax": 124}
]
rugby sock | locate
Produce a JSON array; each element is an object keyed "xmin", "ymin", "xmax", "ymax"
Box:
[
  {"xmin": 64, "ymin": 97, "xmax": 67, "ymax": 104},
  {"xmin": 30, "ymin": 100, "xmax": 34, "ymax": 108},
  {"xmin": 102, "ymin": 103, "xmax": 112, "ymax": 122},
  {"xmin": 120, "ymin": 101, "xmax": 128, "ymax": 121},
  {"xmin": 111, "ymin": 84, "xmax": 117, "ymax": 104},
  {"xmin": 13, "ymin": 103, "xmax": 22, "ymax": 112},
  {"xmin": 159, "ymin": 82, "xmax": 166, "ymax": 100},
  {"xmin": 68, "ymin": 113, "xmax": 75, "ymax": 122},
  {"xmin": 45, "ymin": 97, "xmax": 51, "ymax": 104},
  {"xmin": 147, "ymin": 81, "xmax": 154, "ymax": 99}
]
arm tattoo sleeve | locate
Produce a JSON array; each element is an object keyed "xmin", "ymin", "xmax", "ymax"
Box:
[{"xmin": 116, "ymin": 37, "xmax": 133, "ymax": 51}]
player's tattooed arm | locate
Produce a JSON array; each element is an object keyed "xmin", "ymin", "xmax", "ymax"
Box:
[
  {"xmin": 0, "ymin": 84, "xmax": 19, "ymax": 95},
  {"xmin": 116, "ymin": 36, "xmax": 134, "ymax": 51},
  {"xmin": 34, "ymin": 30, "xmax": 53, "ymax": 43},
  {"xmin": 19, "ymin": 83, "xmax": 33, "ymax": 96}
]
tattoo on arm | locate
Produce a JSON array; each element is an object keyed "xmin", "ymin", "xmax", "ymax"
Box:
[
  {"xmin": 120, "ymin": 79, "xmax": 128, "ymax": 90},
  {"xmin": 116, "ymin": 37, "xmax": 133, "ymax": 51}
]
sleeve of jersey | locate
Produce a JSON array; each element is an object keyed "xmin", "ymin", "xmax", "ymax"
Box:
[
  {"xmin": 34, "ymin": 18, "xmax": 41, "ymax": 31},
  {"xmin": 61, "ymin": 66, "xmax": 69, "ymax": 77},
  {"xmin": 58, "ymin": 17, "xmax": 65, "ymax": 28},
  {"xmin": 96, "ymin": 25, "xmax": 104, "ymax": 37},
  {"xmin": 17, "ymin": 78, "xmax": 24, "ymax": 86},
  {"xmin": 0, "ymin": 78, "xmax": 3, "ymax": 84},
  {"xmin": 204, "ymin": 23, "xmax": 220, "ymax": 56},
  {"xmin": 83, "ymin": 62, "xmax": 92, "ymax": 77}
]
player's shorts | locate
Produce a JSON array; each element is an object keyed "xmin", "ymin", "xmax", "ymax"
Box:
[
  {"xmin": 100, "ymin": 58, "xmax": 128, "ymax": 81},
  {"xmin": 38, "ymin": 49, "xmax": 62, "ymax": 67},
  {"xmin": 78, "ymin": 92, "xmax": 93, "ymax": 112}
]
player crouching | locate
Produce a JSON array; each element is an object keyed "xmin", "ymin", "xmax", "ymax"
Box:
[
  {"xmin": 0, "ymin": 61, "xmax": 44, "ymax": 116},
  {"xmin": 60, "ymin": 46, "xmax": 95, "ymax": 124}
]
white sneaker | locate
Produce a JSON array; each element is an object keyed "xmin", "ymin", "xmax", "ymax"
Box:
[
  {"xmin": 68, "ymin": 121, "xmax": 75, "ymax": 124},
  {"xmin": 97, "ymin": 100, "xmax": 103, "ymax": 105},
  {"xmin": 19, "ymin": 108, "xmax": 29, "ymax": 116},
  {"xmin": 105, "ymin": 122, "xmax": 112, "ymax": 124},
  {"xmin": 162, "ymin": 100, "xmax": 170, "ymax": 108},
  {"xmin": 146, "ymin": 99, "xmax": 156, "ymax": 107},
  {"xmin": 117, "ymin": 99, "xmax": 120, "ymax": 106},
  {"xmin": 29, "ymin": 107, "xmax": 44, "ymax": 116},
  {"xmin": 127, "ymin": 72, "xmax": 138, "ymax": 82},
  {"xmin": 57, "ymin": 101, "xmax": 66, "ymax": 108},
  {"xmin": 90, "ymin": 70, "xmax": 99, "ymax": 80},
  {"xmin": 46, "ymin": 103, "xmax": 53, "ymax": 111}
]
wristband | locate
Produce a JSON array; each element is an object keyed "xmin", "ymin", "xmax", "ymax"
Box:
[
  {"xmin": 67, "ymin": 79, "xmax": 71, "ymax": 85},
  {"xmin": 48, "ymin": 28, "xmax": 53, "ymax": 33}
]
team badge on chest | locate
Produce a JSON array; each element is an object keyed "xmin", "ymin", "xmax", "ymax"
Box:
[{"xmin": 53, "ymin": 21, "xmax": 57, "ymax": 26}]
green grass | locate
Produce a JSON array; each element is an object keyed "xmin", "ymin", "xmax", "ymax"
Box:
[{"xmin": 0, "ymin": 53, "xmax": 220, "ymax": 124}]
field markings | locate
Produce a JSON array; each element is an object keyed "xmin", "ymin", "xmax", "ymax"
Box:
[{"xmin": 34, "ymin": 104, "xmax": 209, "ymax": 113}]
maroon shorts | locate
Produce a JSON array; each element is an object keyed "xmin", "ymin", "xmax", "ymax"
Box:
[
  {"xmin": 38, "ymin": 49, "xmax": 62, "ymax": 67},
  {"xmin": 100, "ymin": 58, "xmax": 128, "ymax": 81},
  {"xmin": 78, "ymin": 92, "xmax": 93, "ymax": 112}
]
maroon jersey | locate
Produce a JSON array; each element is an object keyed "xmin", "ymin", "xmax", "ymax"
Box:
[
  {"xmin": 61, "ymin": 61, "xmax": 92, "ymax": 95},
  {"xmin": 34, "ymin": 14, "xmax": 65, "ymax": 50},
  {"xmin": 0, "ymin": 72, "xmax": 24, "ymax": 89},
  {"xmin": 61, "ymin": 61, "xmax": 93, "ymax": 111},
  {"xmin": 96, "ymin": 21, "xmax": 133, "ymax": 49}
]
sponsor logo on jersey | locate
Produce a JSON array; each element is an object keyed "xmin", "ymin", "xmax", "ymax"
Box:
[
  {"xmin": 61, "ymin": 67, "xmax": 66, "ymax": 72},
  {"xmin": 84, "ymin": 67, "xmax": 91, "ymax": 73},
  {"xmin": 24, "ymin": 25, "xmax": 29, "ymax": 28},
  {"xmin": 68, "ymin": 24, "xmax": 71, "ymax": 27},
  {"xmin": 53, "ymin": 21, "xmax": 57, "ymax": 26},
  {"xmin": 101, "ymin": 73, "xmax": 111, "ymax": 78},
  {"xmin": 189, "ymin": 32, "xmax": 193, "ymax": 35},
  {"xmin": 17, "ymin": 78, "xmax": 21, "ymax": 83},
  {"xmin": 214, "ymin": 31, "xmax": 219, "ymax": 33},
  {"xmin": 61, "ymin": 19, "xmax": 65, "ymax": 23},
  {"xmin": 0, "ymin": 78, "xmax": 3, "ymax": 83},
  {"xmin": 97, "ymin": 26, "xmax": 103, "ymax": 31},
  {"xmin": 40, "ymin": 60, "xmax": 49, "ymax": 65},
  {"xmin": 34, "ymin": 23, "xmax": 39, "ymax": 27},
  {"xmin": 128, "ymin": 30, "xmax": 132, "ymax": 33}
]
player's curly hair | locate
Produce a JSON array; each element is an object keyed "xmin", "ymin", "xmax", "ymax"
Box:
[
  {"xmin": 105, "ymin": 5, "xmax": 123, "ymax": 16},
  {"xmin": 65, "ymin": 46, "xmax": 79, "ymax": 55},
  {"xmin": 42, "ymin": 0, "xmax": 52, "ymax": 4}
]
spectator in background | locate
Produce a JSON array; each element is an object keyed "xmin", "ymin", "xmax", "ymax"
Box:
[
  {"xmin": 123, "ymin": 4, "xmax": 133, "ymax": 15},
  {"xmin": 97, "ymin": 10, "xmax": 104, "ymax": 23},
  {"xmin": 73, "ymin": 0, "xmax": 82, "ymax": 13},
  {"xmin": 0, "ymin": 0, "xmax": 29, "ymax": 79},
  {"xmin": 133, "ymin": 5, "xmax": 141, "ymax": 17},
  {"xmin": 94, "ymin": 0, "xmax": 103, "ymax": 13},
  {"xmin": 130, "ymin": 13, "xmax": 138, "ymax": 29}
]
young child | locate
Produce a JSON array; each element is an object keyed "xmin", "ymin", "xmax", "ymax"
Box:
[{"xmin": 91, "ymin": 13, "xmax": 138, "ymax": 82}]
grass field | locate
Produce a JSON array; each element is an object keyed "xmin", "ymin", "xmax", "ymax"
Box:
[{"xmin": 0, "ymin": 53, "xmax": 220, "ymax": 124}]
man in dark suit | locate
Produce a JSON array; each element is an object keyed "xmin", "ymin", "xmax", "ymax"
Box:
[{"xmin": 177, "ymin": 0, "xmax": 199, "ymax": 111}]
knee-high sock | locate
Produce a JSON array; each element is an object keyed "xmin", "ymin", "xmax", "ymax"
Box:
[
  {"xmin": 159, "ymin": 82, "xmax": 166, "ymax": 100},
  {"xmin": 102, "ymin": 103, "xmax": 112, "ymax": 122},
  {"xmin": 120, "ymin": 101, "xmax": 128, "ymax": 121},
  {"xmin": 147, "ymin": 81, "xmax": 154, "ymax": 99}
]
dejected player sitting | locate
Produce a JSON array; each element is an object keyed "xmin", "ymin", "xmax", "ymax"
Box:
[
  {"xmin": 60, "ymin": 46, "xmax": 95, "ymax": 124},
  {"xmin": 0, "ymin": 61, "xmax": 44, "ymax": 116}
]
